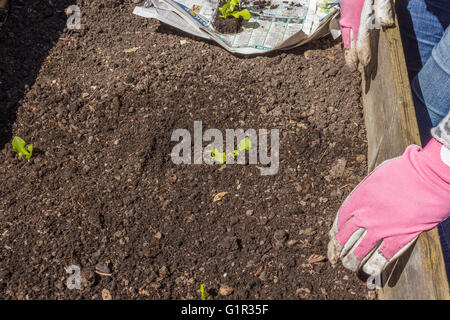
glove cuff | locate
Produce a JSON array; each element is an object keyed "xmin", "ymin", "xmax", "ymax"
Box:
[{"xmin": 421, "ymin": 138, "xmax": 450, "ymax": 185}]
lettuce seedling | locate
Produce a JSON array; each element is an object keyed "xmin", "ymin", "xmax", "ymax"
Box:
[
  {"xmin": 219, "ymin": 0, "xmax": 251, "ymax": 20},
  {"xmin": 238, "ymin": 137, "xmax": 251, "ymax": 151},
  {"xmin": 12, "ymin": 136, "xmax": 33, "ymax": 160},
  {"xmin": 210, "ymin": 148, "xmax": 227, "ymax": 164},
  {"xmin": 208, "ymin": 137, "xmax": 252, "ymax": 163},
  {"xmin": 230, "ymin": 149, "xmax": 239, "ymax": 158},
  {"xmin": 200, "ymin": 284, "xmax": 210, "ymax": 300}
]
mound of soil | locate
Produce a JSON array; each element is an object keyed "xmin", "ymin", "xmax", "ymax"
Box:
[
  {"xmin": 213, "ymin": 14, "xmax": 243, "ymax": 34},
  {"xmin": 0, "ymin": 0, "xmax": 371, "ymax": 300},
  {"xmin": 213, "ymin": 3, "xmax": 244, "ymax": 34}
]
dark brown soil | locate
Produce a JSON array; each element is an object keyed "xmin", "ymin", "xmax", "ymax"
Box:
[
  {"xmin": 213, "ymin": 1, "xmax": 244, "ymax": 34},
  {"xmin": 241, "ymin": 0, "xmax": 272, "ymax": 9},
  {"xmin": 0, "ymin": 0, "xmax": 371, "ymax": 300},
  {"xmin": 213, "ymin": 12, "xmax": 243, "ymax": 34},
  {"xmin": 255, "ymin": 0, "xmax": 272, "ymax": 8}
]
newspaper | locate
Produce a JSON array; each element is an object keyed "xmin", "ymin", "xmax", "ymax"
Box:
[{"xmin": 133, "ymin": 0, "xmax": 340, "ymax": 55}]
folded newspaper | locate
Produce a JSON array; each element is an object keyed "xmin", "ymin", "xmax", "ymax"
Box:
[{"xmin": 133, "ymin": 0, "xmax": 341, "ymax": 55}]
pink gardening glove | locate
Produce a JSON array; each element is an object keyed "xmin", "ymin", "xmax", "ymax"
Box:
[
  {"xmin": 339, "ymin": 0, "xmax": 394, "ymax": 70},
  {"xmin": 328, "ymin": 138, "xmax": 450, "ymax": 276},
  {"xmin": 340, "ymin": 0, "xmax": 365, "ymax": 50}
]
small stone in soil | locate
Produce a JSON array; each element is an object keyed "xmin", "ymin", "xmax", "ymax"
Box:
[
  {"xmin": 356, "ymin": 154, "xmax": 366, "ymax": 163},
  {"xmin": 219, "ymin": 285, "xmax": 234, "ymax": 296},
  {"xmin": 102, "ymin": 288, "xmax": 112, "ymax": 300}
]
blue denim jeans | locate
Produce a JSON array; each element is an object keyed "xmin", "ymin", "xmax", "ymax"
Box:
[{"xmin": 396, "ymin": 0, "xmax": 450, "ymax": 279}]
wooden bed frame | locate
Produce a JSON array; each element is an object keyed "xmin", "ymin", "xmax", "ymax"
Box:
[{"xmin": 362, "ymin": 17, "xmax": 450, "ymax": 300}]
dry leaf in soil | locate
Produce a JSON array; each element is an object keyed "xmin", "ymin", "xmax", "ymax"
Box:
[
  {"xmin": 307, "ymin": 254, "xmax": 326, "ymax": 265},
  {"xmin": 213, "ymin": 192, "xmax": 228, "ymax": 202},
  {"xmin": 123, "ymin": 47, "xmax": 140, "ymax": 53}
]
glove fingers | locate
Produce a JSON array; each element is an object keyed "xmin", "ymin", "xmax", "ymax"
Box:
[
  {"xmin": 328, "ymin": 214, "xmax": 361, "ymax": 265},
  {"xmin": 327, "ymin": 221, "xmax": 364, "ymax": 271},
  {"xmin": 361, "ymin": 248, "xmax": 390, "ymax": 276},
  {"xmin": 344, "ymin": 35, "xmax": 359, "ymax": 71},
  {"xmin": 335, "ymin": 217, "xmax": 361, "ymax": 247},
  {"xmin": 356, "ymin": 0, "xmax": 394, "ymax": 66},
  {"xmin": 379, "ymin": 234, "xmax": 419, "ymax": 261},
  {"xmin": 376, "ymin": 0, "xmax": 394, "ymax": 27},
  {"xmin": 341, "ymin": 26, "xmax": 352, "ymax": 50},
  {"xmin": 340, "ymin": 228, "xmax": 378, "ymax": 272},
  {"xmin": 342, "ymin": 250, "xmax": 362, "ymax": 272},
  {"xmin": 327, "ymin": 235, "xmax": 343, "ymax": 265},
  {"xmin": 356, "ymin": 32, "xmax": 371, "ymax": 67},
  {"xmin": 338, "ymin": 226, "xmax": 366, "ymax": 272},
  {"xmin": 362, "ymin": 235, "xmax": 418, "ymax": 276},
  {"xmin": 339, "ymin": 227, "xmax": 380, "ymax": 273},
  {"xmin": 340, "ymin": 229, "xmax": 365, "ymax": 272},
  {"xmin": 356, "ymin": 0, "xmax": 373, "ymax": 67},
  {"xmin": 328, "ymin": 213, "xmax": 343, "ymax": 264},
  {"xmin": 340, "ymin": 227, "xmax": 366, "ymax": 259}
]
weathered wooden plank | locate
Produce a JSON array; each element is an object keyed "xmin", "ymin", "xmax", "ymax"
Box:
[
  {"xmin": 361, "ymin": 18, "xmax": 450, "ymax": 300},
  {"xmin": 0, "ymin": 0, "xmax": 9, "ymax": 9}
]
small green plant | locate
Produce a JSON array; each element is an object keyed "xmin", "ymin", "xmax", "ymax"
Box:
[
  {"xmin": 238, "ymin": 137, "xmax": 251, "ymax": 151},
  {"xmin": 219, "ymin": 0, "xmax": 251, "ymax": 20},
  {"xmin": 200, "ymin": 284, "xmax": 210, "ymax": 300},
  {"xmin": 210, "ymin": 148, "xmax": 227, "ymax": 164},
  {"xmin": 208, "ymin": 137, "xmax": 252, "ymax": 164},
  {"xmin": 12, "ymin": 136, "xmax": 33, "ymax": 160}
]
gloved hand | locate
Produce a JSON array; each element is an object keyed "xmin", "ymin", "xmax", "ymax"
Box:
[
  {"xmin": 328, "ymin": 138, "xmax": 450, "ymax": 276},
  {"xmin": 339, "ymin": 0, "xmax": 394, "ymax": 71}
]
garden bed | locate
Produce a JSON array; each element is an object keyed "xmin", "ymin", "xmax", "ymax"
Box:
[{"xmin": 0, "ymin": 0, "xmax": 370, "ymax": 299}]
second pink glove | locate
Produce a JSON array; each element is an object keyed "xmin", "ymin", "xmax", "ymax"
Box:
[{"xmin": 328, "ymin": 138, "xmax": 450, "ymax": 276}]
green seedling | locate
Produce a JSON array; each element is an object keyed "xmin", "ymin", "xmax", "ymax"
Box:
[
  {"xmin": 12, "ymin": 136, "xmax": 33, "ymax": 160},
  {"xmin": 210, "ymin": 148, "xmax": 227, "ymax": 164},
  {"xmin": 200, "ymin": 284, "xmax": 210, "ymax": 300},
  {"xmin": 207, "ymin": 137, "xmax": 252, "ymax": 164},
  {"xmin": 230, "ymin": 149, "xmax": 239, "ymax": 158},
  {"xmin": 238, "ymin": 137, "xmax": 251, "ymax": 151},
  {"xmin": 219, "ymin": 0, "xmax": 251, "ymax": 20}
]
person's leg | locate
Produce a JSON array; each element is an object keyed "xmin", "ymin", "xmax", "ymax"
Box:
[
  {"xmin": 411, "ymin": 26, "xmax": 450, "ymax": 142},
  {"xmin": 438, "ymin": 219, "xmax": 450, "ymax": 279},
  {"xmin": 396, "ymin": 0, "xmax": 450, "ymax": 78},
  {"xmin": 396, "ymin": 0, "xmax": 450, "ymax": 142},
  {"xmin": 427, "ymin": 27, "xmax": 450, "ymax": 278}
]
